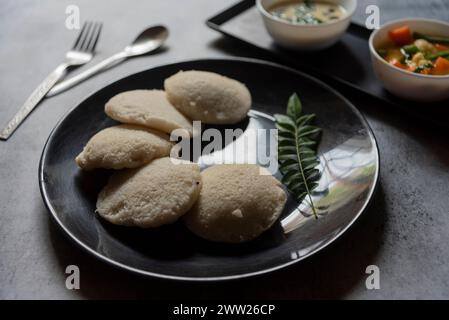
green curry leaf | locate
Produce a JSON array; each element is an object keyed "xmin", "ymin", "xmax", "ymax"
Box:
[{"xmin": 275, "ymin": 93, "xmax": 322, "ymax": 218}]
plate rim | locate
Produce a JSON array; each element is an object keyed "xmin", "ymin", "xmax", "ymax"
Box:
[{"xmin": 38, "ymin": 57, "xmax": 380, "ymax": 281}]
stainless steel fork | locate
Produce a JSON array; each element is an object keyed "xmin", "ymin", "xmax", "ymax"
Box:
[{"xmin": 0, "ymin": 21, "xmax": 102, "ymax": 140}]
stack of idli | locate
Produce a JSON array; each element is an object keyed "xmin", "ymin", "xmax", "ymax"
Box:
[
  {"xmin": 184, "ymin": 164, "xmax": 286, "ymax": 243},
  {"xmin": 164, "ymin": 70, "xmax": 251, "ymax": 124},
  {"xmin": 76, "ymin": 70, "xmax": 286, "ymax": 243},
  {"xmin": 97, "ymin": 158, "xmax": 201, "ymax": 228}
]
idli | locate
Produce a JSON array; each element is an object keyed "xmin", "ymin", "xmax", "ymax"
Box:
[
  {"xmin": 97, "ymin": 157, "xmax": 202, "ymax": 228},
  {"xmin": 75, "ymin": 124, "xmax": 172, "ymax": 170},
  {"xmin": 164, "ymin": 70, "xmax": 251, "ymax": 124},
  {"xmin": 184, "ymin": 164, "xmax": 286, "ymax": 243},
  {"xmin": 105, "ymin": 89, "xmax": 193, "ymax": 136}
]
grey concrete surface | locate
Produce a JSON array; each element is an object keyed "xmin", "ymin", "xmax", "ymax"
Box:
[{"xmin": 0, "ymin": 0, "xmax": 448, "ymax": 299}]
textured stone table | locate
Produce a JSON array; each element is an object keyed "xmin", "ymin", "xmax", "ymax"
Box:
[{"xmin": 0, "ymin": 0, "xmax": 448, "ymax": 299}]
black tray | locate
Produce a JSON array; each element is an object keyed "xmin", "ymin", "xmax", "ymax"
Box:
[{"xmin": 206, "ymin": 0, "xmax": 449, "ymax": 128}]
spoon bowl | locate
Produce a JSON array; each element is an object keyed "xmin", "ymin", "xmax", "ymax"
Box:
[{"xmin": 125, "ymin": 25, "xmax": 169, "ymax": 56}]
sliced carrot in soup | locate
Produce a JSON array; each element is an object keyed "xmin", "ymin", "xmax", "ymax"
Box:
[
  {"xmin": 432, "ymin": 57, "xmax": 449, "ymax": 75},
  {"xmin": 389, "ymin": 26, "xmax": 413, "ymax": 46},
  {"xmin": 389, "ymin": 59, "xmax": 407, "ymax": 70},
  {"xmin": 435, "ymin": 43, "xmax": 449, "ymax": 51}
]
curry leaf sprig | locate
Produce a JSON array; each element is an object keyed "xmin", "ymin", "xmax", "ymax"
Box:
[{"xmin": 275, "ymin": 93, "xmax": 322, "ymax": 219}]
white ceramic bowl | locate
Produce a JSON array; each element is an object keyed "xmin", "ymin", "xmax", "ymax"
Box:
[
  {"xmin": 369, "ymin": 18, "xmax": 449, "ymax": 102},
  {"xmin": 256, "ymin": 0, "xmax": 357, "ymax": 50}
]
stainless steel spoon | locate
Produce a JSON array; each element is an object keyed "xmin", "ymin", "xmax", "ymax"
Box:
[{"xmin": 47, "ymin": 25, "xmax": 169, "ymax": 97}]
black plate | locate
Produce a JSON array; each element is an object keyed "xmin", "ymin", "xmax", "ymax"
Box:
[
  {"xmin": 206, "ymin": 0, "xmax": 449, "ymax": 129},
  {"xmin": 39, "ymin": 58, "xmax": 379, "ymax": 281}
]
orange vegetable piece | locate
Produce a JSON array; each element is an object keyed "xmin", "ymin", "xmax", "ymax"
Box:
[
  {"xmin": 435, "ymin": 43, "xmax": 449, "ymax": 51},
  {"xmin": 389, "ymin": 26, "xmax": 413, "ymax": 46},
  {"xmin": 432, "ymin": 57, "xmax": 449, "ymax": 75},
  {"xmin": 389, "ymin": 59, "xmax": 407, "ymax": 70}
]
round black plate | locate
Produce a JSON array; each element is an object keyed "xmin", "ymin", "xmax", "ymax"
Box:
[{"xmin": 39, "ymin": 58, "xmax": 379, "ymax": 281}]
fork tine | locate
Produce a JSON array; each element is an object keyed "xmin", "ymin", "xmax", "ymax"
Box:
[
  {"xmin": 72, "ymin": 21, "xmax": 90, "ymax": 50},
  {"xmin": 86, "ymin": 22, "xmax": 102, "ymax": 53},
  {"xmin": 77, "ymin": 21, "xmax": 93, "ymax": 51}
]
